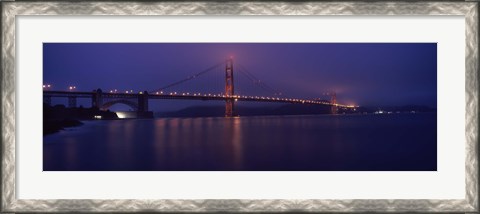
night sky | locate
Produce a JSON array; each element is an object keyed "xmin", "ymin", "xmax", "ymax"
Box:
[{"xmin": 43, "ymin": 43, "xmax": 437, "ymax": 111}]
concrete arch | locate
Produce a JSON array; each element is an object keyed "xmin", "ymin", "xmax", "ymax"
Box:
[{"xmin": 101, "ymin": 99, "xmax": 138, "ymax": 111}]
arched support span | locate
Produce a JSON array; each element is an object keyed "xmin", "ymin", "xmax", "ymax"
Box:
[{"xmin": 101, "ymin": 99, "xmax": 139, "ymax": 111}]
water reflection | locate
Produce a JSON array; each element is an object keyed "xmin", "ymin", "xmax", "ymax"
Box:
[
  {"xmin": 231, "ymin": 117, "xmax": 244, "ymax": 169},
  {"xmin": 43, "ymin": 114, "xmax": 437, "ymax": 171}
]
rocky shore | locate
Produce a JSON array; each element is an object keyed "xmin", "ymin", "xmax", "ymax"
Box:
[{"xmin": 43, "ymin": 104, "xmax": 118, "ymax": 135}]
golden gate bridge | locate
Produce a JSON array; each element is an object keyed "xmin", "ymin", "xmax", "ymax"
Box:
[{"xmin": 43, "ymin": 57, "xmax": 356, "ymax": 118}]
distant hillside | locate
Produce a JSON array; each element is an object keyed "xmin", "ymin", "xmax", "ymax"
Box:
[{"xmin": 355, "ymin": 105, "xmax": 437, "ymax": 114}]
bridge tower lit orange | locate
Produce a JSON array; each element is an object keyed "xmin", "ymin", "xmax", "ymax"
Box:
[
  {"xmin": 225, "ymin": 57, "xmax": 235, "ymax": 117},
  {"xmin": 330, "ymin": 91, "xmax": 337, "ymax": 114}
]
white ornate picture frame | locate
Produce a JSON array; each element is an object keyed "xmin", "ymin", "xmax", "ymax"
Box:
[{"xmin": 1, "ymin": 1, "xmax": 478, "ymax": 212}]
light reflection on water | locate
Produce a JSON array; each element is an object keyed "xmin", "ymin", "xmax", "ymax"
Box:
[{"xmin": 43, "ymin": 114, "xmax": 436, "ymax": 171}]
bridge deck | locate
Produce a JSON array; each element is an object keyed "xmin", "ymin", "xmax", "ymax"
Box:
[{"xmin": 43, "ymin": 91, "xmax": 355, "ymax": 108}]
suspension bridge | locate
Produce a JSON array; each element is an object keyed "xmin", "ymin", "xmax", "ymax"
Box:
[{"xmin": 43, "ymin": 57, "xmax": 356, "ymax": 118}]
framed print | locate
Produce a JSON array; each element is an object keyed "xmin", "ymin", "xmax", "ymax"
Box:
[{"xmin": 1, "ymin": 1, "xmax": 478, "ymax": 213}]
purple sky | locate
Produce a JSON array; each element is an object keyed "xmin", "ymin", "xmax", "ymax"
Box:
[{"xmin": 43, "ymin": 43, "xmax": 436, "ymax": 111}]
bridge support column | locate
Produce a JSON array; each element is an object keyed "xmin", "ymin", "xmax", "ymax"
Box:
[
  {"xmin": 43, "ymin": 96, "xmax": 51, "ymax": 106},
  {"xmin": 68, "ymin": 96, "xmax": 77, "ymax": 108},
  {"xmin": 138, "ymin": 91, "xmax": 149, "ymax": 112},
  {"xmin": 330, "ymin": 92, "xmax": 337, "ymax": 114},
  {"xmin": 331, "ymin": 105, "xmax": 338, "ymax": 115},
  {"xmin": 225, "ymin": 57, "xmax": 235, "ymax": 117},
  {"xmin": 92, "ymin": 88, "xmax": 103, "ymax": 109}
]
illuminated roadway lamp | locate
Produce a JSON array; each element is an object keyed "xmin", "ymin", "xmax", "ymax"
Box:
[{"xmin": 43, "ymin": 84, "xmax": 52, "ymax": 90}]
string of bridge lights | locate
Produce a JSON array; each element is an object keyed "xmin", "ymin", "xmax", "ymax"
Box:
[{"xmin": 42, "ymin": 84, "xmax": 357, "ymax": 108}]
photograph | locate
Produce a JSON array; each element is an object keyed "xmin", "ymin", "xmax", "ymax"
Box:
[
  {"xmin": 42, "ymin": 43, "xmax": 437, "ymax": 171},
  {"xmin": 2, "ymin": 1, "xmax": 478, "ymax": 212}
]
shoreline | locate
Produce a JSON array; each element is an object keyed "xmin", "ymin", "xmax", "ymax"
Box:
[
  {"xmin": 43, "ymin": 119, "xmax": 84, "ymax": 135},
  {"xmin": 43, "ymin": 104, "xmax": 119, "ymax": 135}
]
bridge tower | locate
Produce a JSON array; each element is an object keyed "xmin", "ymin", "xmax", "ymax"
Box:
[
  {"xmin": 330, "ymin": 91, "xmax": 337, "ymax": 114},
  {"xmin": 225, "ymin": 57, "xmax": 235, "ymax": 117}
]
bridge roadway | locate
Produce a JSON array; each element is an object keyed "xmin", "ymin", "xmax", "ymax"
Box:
[{"xmin": 43, "ymin": 90, "xmax": 355, "ymax": 108}]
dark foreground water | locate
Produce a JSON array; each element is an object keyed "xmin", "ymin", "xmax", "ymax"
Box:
[{"xmin": 43, "ymin": 113, "xmax": 436, "ymax": 171}]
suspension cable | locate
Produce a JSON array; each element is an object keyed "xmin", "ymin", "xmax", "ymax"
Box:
[
  {"xmin": 149, "ymin": 62, "xmax": 223, "ymax": 93},
  {"xmin": 237, "ymin": 63, "xmax": 284, "ymax": 96}
]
